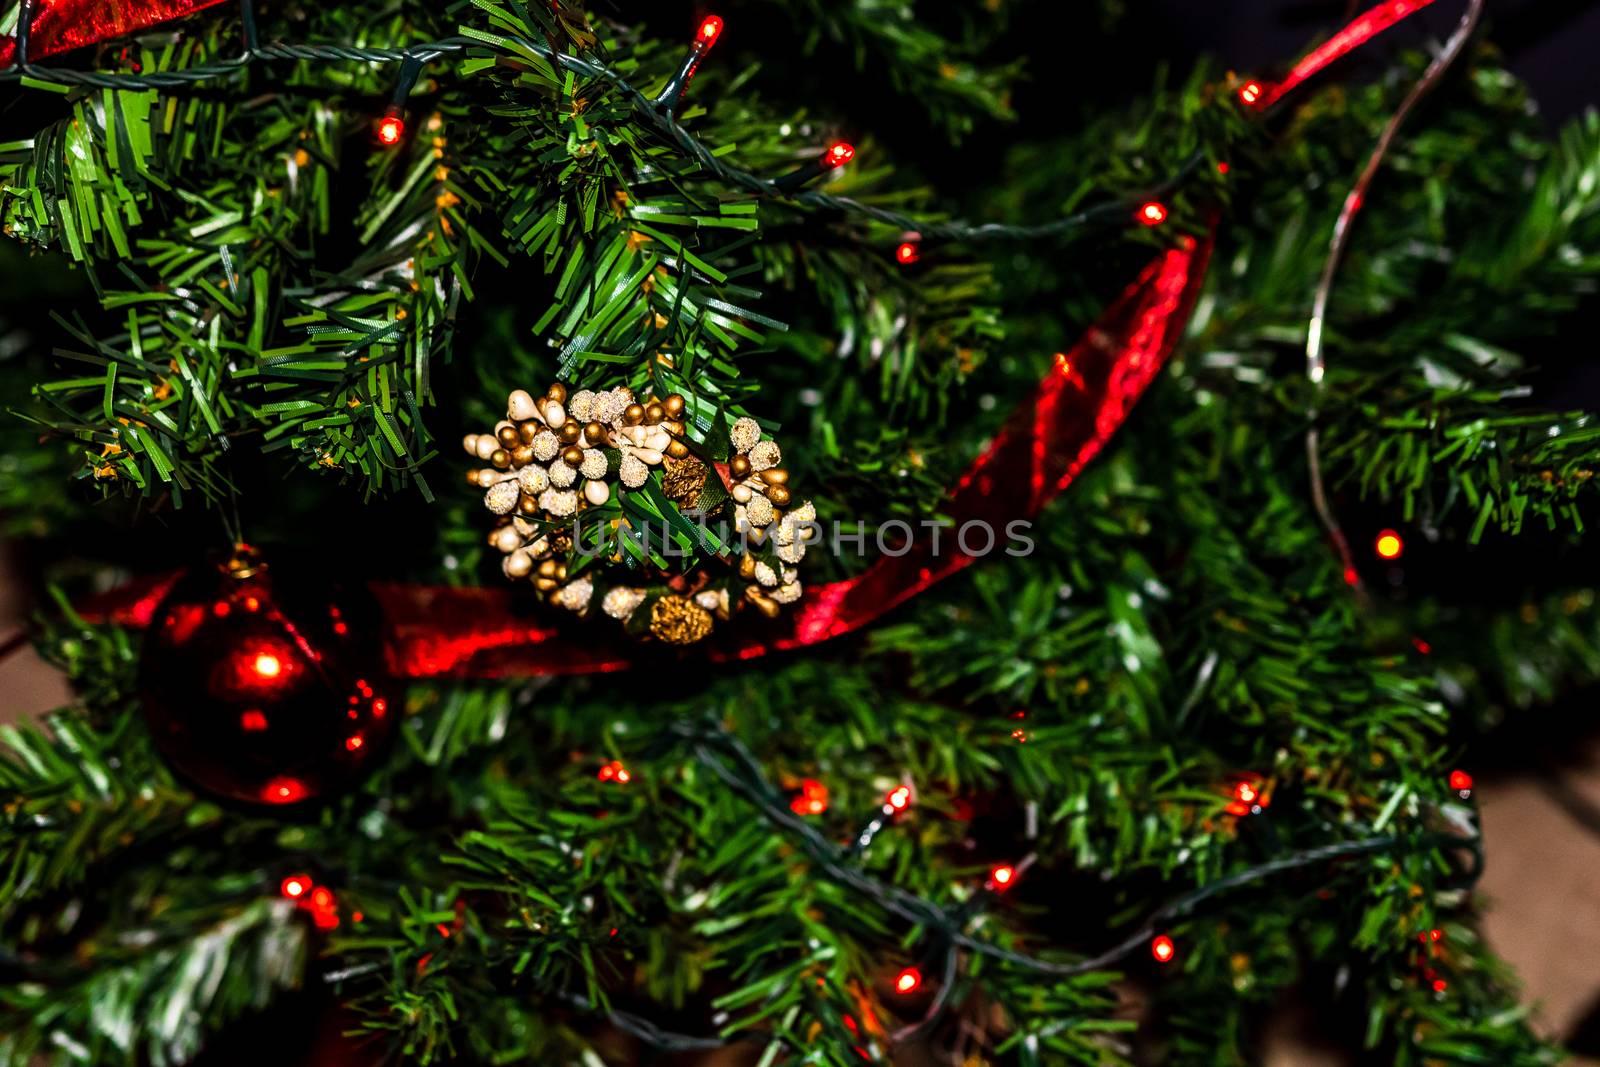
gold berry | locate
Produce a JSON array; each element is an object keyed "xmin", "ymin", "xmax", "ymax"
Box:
[
  {"xmin": 663, "ymin": 393, "xmax": 686, "ymax": 418},
  {"xmin": 583, "ymin": 421, "xmax": 606, "ymax": 444},
  {"xmin": 759, "ymin": 467, "xmax": 789, "ymax": 486},
  {"xmin": 731, "ymin": 455, "xmax": 751, "ymax": 477},
  {"xmin": 559, "ymin": 422, "xmax": 582, "ymax": 444},
  {"xmin": 519, "ymin": 422, "xmax": 539, "ymax": 444},
  {"xmin": 767, "ymin": 485, "xmax": 791, "ymax": 507},
  {"xmin": 490, "ymin": 449, "xmax": 511, "ymax": 469},
  {"xmin": 547, "ymin": 382, "xmax": 568, "ymax": 402},
  {"xmin": 512, "ymin": 445, "xmax": 534, "ymax": 465},
  {"xmin": 497, "ymin": 425, "xmax": 519, "ymax": 447},
  {"xmin": 666, "ymin": 440, "xmax": 691, "ymax": 459},
  {"xmin": 623, "ymin": 403, "xmax": 645, "ymax": 425},
  {"xmin": 562, "ymin": 445, "xmax": 585, "ymax": 466},
  {"xmin": 644, "ymin": 402, "xmax": 665, "ymax": 424}
]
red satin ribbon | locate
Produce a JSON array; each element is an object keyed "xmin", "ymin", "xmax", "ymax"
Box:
[
  {"xmin": 1258, "ymin": 0, "xmax": 1442, "ymax": 108},
  {"xmin": 1, "ymin": 0, "xmax": 229, "ymax": 68}
]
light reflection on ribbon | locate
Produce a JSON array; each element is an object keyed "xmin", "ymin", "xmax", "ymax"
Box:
[{"xmin": 1301, "ymin": 0, "xmax": 1484, "ymax": 594}]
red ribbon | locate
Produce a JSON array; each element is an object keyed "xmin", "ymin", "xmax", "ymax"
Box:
[
  {"xmin": 1258, "ymin": 0, "xmax": 1442, "ymax": 108},
  {"xmin": 1, "ymin": 0, "xmax": 229, "ymax": 68}
]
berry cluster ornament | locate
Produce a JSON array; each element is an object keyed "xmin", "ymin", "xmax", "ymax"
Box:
[
  {"xmin": 138, "ymin": 547, "xmax": 394, "ymax": 805},
  {"xmin": 464, "ymin": 383, "xmax": 816, "ymax": 644}
]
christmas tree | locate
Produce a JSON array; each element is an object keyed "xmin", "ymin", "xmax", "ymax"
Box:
[{"xmin": 2, "ymin": 0, "xmax": 1597, "ymax": 1063}]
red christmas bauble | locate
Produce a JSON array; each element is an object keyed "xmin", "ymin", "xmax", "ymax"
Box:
[{"xmin": 138, "ymin": 548, "xmax": 394, "ymax": 806}]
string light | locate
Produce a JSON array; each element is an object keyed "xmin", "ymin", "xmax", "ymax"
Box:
[
  {"xmin": 598, "ymin": 759, "xmax": 632, "ymax": 783},
  {"xmin": 1374, "ymin": 529, "xmax": 1403, "ymax": 560},
  {"xmin": 307, "ymin": 886, "xmax": 340, "ymax": 930},
  {"xmin": 772, "ymin": 142, "xmax": 856, "ymax": 193},
  {"xmin": 280, "ymin": 874, "xmax": 311, "ymax": 899},
  {"xmin": 377, "ymin": 108, "xmax": 405, "ymax": 146},
  {"xmin": 790, "ymin": 778, "xmax": 829, "ymax": 816},
  {"xmin": 656, "ymin": 14, "xmax": 725, "ymax": 108},
  {"xmin": 1151, "ymin": 934, "xmax": 1176, "ymax": 963},
  {"xmin": 1448, "ymin": 769, "xmax": 1472, "ymax": 797},
  {"xmin": 895, "ymin": 241, "xmax": 920, "ymax": 265},
  {"xmin": 990, "ymin": 864, "xmax": 1017, "ymax": 890},
  {"xmin": 1226, "ymin": 778, "xmax": 1266, "ymax": 816},
  {"xmin": 261, "ymin": 776, "xmax": 308, "ymax": 804},
  {"xmin": 885, "ymin": 785, "xmax": 912, "ymax": 812},
  {"xmin": 894, "ymin": 967, "xmax": 921, "ymax": 994},
  {"xmin": 239, "ymin": 709, "xmax": 268, "ymax": 732},
  {"xmin": 1238, "ymin": 80, "xmax": 1264, "ymax": 106},
  {"xmin": 1138, "ymin": 201, "xmax": 1168, "ymax": 226}
]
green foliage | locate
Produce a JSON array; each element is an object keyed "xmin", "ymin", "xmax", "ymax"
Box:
[{"xmin": 2, "ymin": 1, "xmax": 1599, "ymax": 1065}]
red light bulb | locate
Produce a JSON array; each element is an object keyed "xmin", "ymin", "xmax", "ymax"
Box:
[
  {"xmin": 894, "ymin": 967, "xmax": 921, "ymax": 994},
  {"xmin": 790, "ymin": 778, "xmax": 829, "ymax": 816},
  {"xmin": 1239, "ymin": 81, "xmax": 1263, "ymax": 106},
  {"xmin": 252, "ymin": 652, "xmax": 282, "ymax": 678},
  {"xmin": 990, "ymin": 864, "xmax": 1016, "ymax": 889},
  {"xmin": 1234, "ymin": 781, "xmax": 1258, "ymax": 804},
  {"xmin": 824, "ymin": 142, "xmax": 855, "ymax": 168},
  {"xmin": 261, "ymin": 777, "xmax": 309, "ymax": 805},
  {"xmin": 896, "ymin": 241, "xmax": 920, "ymax": 265},
  {"xmin": 281, "ymin": 874, "xmax": 312, "ymax": 899},
  {"xmin": 307, "ymin": 886, "xmax": 340, "ymax": 929},
  {"xmin": 1448, "ymin": 769, "xmax": 1472, "ymax": 794},
  {"xmin": 697, "ymin": 15, "xmax": 723, "ymax": 46},
  {"xmin": 240, "ymin": 710, "xmax": 269, "ymax": 732},
  {"xmin": 1375, "ymin": 529, "xmax": 1403, "ymax": 560},
  {"xmin": 598, "ymin": 759, "xmax": 631, "ymax": 783},
  {"xmin": 886, "ymin": 785, "xmax": 912, "ymax": 812},
  {"xmin": 1138, "ymin": 201, "xmax": 1168, "ymax": 226},
  {"xmin": 1151, "ymin": 934, "xmax": 1176, "ymax": 963},
  {"xmin": 377, "ymin": 113, "xmax": 404, "ymax": 146}
]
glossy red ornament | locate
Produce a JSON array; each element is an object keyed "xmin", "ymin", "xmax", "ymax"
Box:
[{"xmin": 138, "ymin": 548, "xmax": 392, "ymax": 806}]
